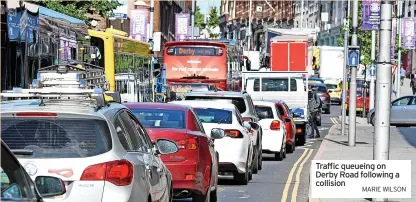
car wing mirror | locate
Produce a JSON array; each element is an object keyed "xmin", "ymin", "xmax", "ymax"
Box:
[
  {"xmin": 211, "ymin": 128, "xmax": 225, "ymax": 139},
  {"xmin": 155, "ymin": 139, "xmax": 179, "ymax": 155},
  {"xmin": 35, "ymin": 176, "xmax": 66, "ymax": 198},
  {"xmin": 249, "ymin": 122, "xmax": 260, "ymax": 130}
]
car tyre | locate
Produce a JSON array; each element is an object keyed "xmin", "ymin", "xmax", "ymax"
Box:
[
  {"xmin": 193, "ymin": 184, "xmax": 211, "ymax": 202},
  {"xmin": 234, "ymin": 157, "xmax": 249, "ymax": 185},
  {"xmin": 297, "ymin": 135, "xmax": 306, "ymax": 146},
  {"xmin": 258, "ymin": 146, "xmax": 263, "ymax": 171},
  {"xmin": 286, "ymin": 143, "xmax": 294, "ymax": 153},
  {"xmin": 252, "ymin": 149, "xmax": 259, "ymax": 174},
  {"xmin": 210, "ymin": 189, "xmax": 217, "ymax": 202}
]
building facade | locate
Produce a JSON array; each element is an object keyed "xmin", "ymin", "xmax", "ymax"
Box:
[{"xmin": 317, "ymin": 1, "xmax": 348, "ymax": 46}]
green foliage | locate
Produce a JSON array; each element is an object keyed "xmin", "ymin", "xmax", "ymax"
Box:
[
  {"xmin": 207, "ymin": 7, "xmax": 220, "ymax": 29},
  {"xmin": 195, "ymin": 6, "xmax": 204, "ymax": 28},
  {"xmin": 39, "ymin": 0, "xmax": 121, "ymax": 26},
  {"xmin": 336, "ymin": 2, "xmax": 409, "ymax": 66}
]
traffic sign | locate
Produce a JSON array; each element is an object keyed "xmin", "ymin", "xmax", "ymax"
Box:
[
  {"xmin": 370, "ymin": 65, "xmax": 376, "ymax": 76},
  {"xmin": 348, "ymin": 49, "xmax": 360, "ymax": 67}
]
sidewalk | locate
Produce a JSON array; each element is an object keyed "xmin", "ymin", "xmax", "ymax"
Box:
[
  {"xmin": 392, "ymin": 78, "xmax": 414, "ymax": 100},
  {"xmin": 308, "ymin": 124, "xmax": 416, "ymax": 202}
]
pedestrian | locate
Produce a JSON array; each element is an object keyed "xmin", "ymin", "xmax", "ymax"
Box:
[
  {"xmin": 400, "ymin": 67, "xmax": 406, "ymax": 86},
  {"xmin": 307, "ymin": 87, "xmax": 322, "ymax": 138},
  {"xmin": 411, "ymin": 74, "xmax": 416, "ymax": 95}
]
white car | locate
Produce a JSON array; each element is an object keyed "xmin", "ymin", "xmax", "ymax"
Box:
[
  {"xmin": 170, "ymin": 100, "xmax": 255, "ymax": 185},
  {"xmin": 254, "ymin": 101, "xmax": 287, "ymax": 161}
]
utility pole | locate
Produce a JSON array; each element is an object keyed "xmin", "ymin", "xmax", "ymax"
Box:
[
  {"xmin": 149, "ymin": 0, "xmax": 155, "ymax": 102},
  {"xmin": 396, "ymin": 1, "xmax": 403, "ymax": 98},
  {"xmin": 369, "ymin": 30, "xmax": 376, "ymax": 110},
  {"xmin": 191, "ymin": 0, "xmax": 195, "ymax": 39},
  {"xmin": 341, "ymin": 0, "xmax": 351, "ymax": 136},
  {"xmin": 247, "ymin": 0, "xmax": 252, "ymax": 51},
  {"xmin": 373, "ymin": 2, "xmax": 393, "ymax": 201},
  {"xmin": 348, "ymin": 0, "xmax": 358, "ymax": 146}
]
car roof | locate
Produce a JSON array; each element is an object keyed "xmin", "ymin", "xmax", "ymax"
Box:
[
  {"xmin": 0, "ymin": 99, "xmax": 123, "ymax": 119},
  {"xmin": 253, "ymin": 100, "xmax": 276, "ymax": 107},
  {"xmin": 170, "ymin": 100, "xmax": 236, "ymax": 111},
  {"xmin": 124, "ymin": 102, "xmax": 191, "ymax": 111},
  {"xmin": 185, "ymin": 91, "xmax": 246, "ymax": 98}
]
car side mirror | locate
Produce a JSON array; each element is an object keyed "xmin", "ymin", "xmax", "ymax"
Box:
[
  {"xmin": 155, "ymin": 139, "xmax": 179, "ymax": 155},
  {"xmin": 249, "ymin": 122, "xmax": 260, "ymax": 130},
  {"xmin": 211, "ymin": 128, "xmax": 225, "ymax": 139},
  {"xmin": 35, "ymin": 176, "xmax": 66, "ymax": 198},
  {"xmin": 285, "ymin": 118, "xmax": 291, "ymax": 123},
  {"xmin": 242, "ymin": 122, "xmax": 252, "ymax": 130}
]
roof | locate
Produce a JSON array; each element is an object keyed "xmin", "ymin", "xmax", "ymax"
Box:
[
  {"xmin": 253, "ymin": 100, "xmax": 276, "ymax": 107},
  {"xmin": 169, "ymin": 100, "xmax": 236, "ymax": 111},
  {"xmin": 39, "ymin": 6, "xmax": 85, "ymax": 25},
  {"xmin": 123, "ymin": 102, "xmax": 190, "ymax": 111},
  {"xmin": 164, "ymin": 40, "xmax": 226, "ymax": 48},
  {"xmin": 185, "ymin": 91, "xmax": 246, "ymax": 98}
]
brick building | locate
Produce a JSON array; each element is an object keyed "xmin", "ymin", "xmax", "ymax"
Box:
[{"xmin": 220, "ymin": 0, "xmax": 296, "ymax": 51}]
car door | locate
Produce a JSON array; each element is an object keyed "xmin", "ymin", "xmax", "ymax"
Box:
[
  {"xmin": 405, "ymin": 97, "xmax": 416, "ymax": 124},
  {"xmin": 117, "ymin": 111, "xmax": 158, "ymax": 199},
  {"xmin": 283, "ymin": 103, "xmax": 296, "ymax": 143},
  {"xmin": 390, "ymin": 97, "xmax": 413, "ymax": 124}
]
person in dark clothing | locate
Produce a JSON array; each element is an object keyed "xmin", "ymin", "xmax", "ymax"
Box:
[
  {"xmin": 411, "ymin": 74, "xmax": 416, "ymax": 95},
  {"xmin": 307, "ymin": 87, "xmax": 322, "ymax": 138}
]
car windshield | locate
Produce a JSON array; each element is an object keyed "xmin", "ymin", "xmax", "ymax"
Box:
[
  {"xmin": 1, "ymin": 118, "xmax": 112, "ymax": 158},
  {"xmin": 255, "ymin": 106, "xmax": 274, "ymax": 119},
  {"xmin": 130, "ymin": 109, "xmax": 186, "ymax": 129},
  {"xmin": 185, "ymin": 96, "xmax": 247, "ymax": 113},
  {"xmin": 316, "ymin": 86, "xmax": 328, "ymax": 93},
  {"xmin": 194, "ymin": 108, "xmax": 232, "ymax": 124},
  {"xmin": 326, "ymin": 84, "xmax": 338, "ymax": 89}
]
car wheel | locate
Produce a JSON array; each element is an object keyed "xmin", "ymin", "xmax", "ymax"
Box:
[
  {"xmin": 234, "ymin": 157, "xmax": 249, "ymax": 185},
  {"xmin": 252, "ymin": 149, "xmax": 259, "ymax": 174},
  {"xmin": 258, "ymin": 146, "xmax": 263, "ymax": 171},
  {"xmin": 274, "ymin": 143, "xmax": 285, "ymax": 161},
  {"xmin": 210, "ymin": 188, "xmax": 217, "ymax": 202},
  {"xmin": 297, "ymin": 135, "xmax": 306, "ymax": 146},
  {"xmin": 193, "ymin": 185, "xmax": 211, "ymax": 202},
  {"xmin": 286, "ymin": 143, "xmax": 294, "ymax": 154},
  {"xmin": 169, "ymin": 183, "xmax": 173, "ymax": 202}
]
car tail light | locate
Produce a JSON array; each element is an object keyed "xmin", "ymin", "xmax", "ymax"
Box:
[
  {"xmin": 15, "ymin": 112, "xmax": 57, "ymax": 117},
  {"xmin": 243, "ymin": 117, "xmax": 254, "ymax": 122},
  {"xmin": 224, "ymin": 129, "xmax": 243, "ymax": 138},
  {"xmin": 270, "ymin": 120, "xmax": 281, "ymax": 130},
  {"xmin": 80, "ymin": 160, "xmax": 133, "ymax": 186},
  {"xmin": 176, "ymin": 138, "xmax": 198, "ymax": 150},
  {"xmin": 321, "ymin": 93, "xmax": 329, "ymax": 98}
]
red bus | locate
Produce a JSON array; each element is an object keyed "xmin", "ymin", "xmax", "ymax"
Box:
[{"xmin": 163, "ymin": 40, "xmax": 242, "ymax": 91}]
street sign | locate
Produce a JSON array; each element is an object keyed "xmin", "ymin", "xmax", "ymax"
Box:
[
  {"xmin": 370, "ymin": 65, "xmax": 376, "ymax": 76},
  {"xmin": 348, "ymin": 49, "xmax": 360, "ymax": 67}
]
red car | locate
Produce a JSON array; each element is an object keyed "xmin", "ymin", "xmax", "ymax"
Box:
[
  {"xmin": 345, "ymin": 90, "xmax": 370, "ymax": 115},
  {"xmin": 125, "ymin": 103, "xmax": 221, "ymax": 202},
  {"xmin": 275, "ymin": 101, "xmax": 296, "ymax": 153}
]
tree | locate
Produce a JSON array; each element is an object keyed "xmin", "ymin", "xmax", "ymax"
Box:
[
  {"xmin": 207, "ymin": 7, "xmax": 220, "ymax": 29},
  {"xmin": 39, "ymin": 0, "xmax": 121, "ymax": 26},
  {"xmin": 195, "ymin": 6, "xmax": 204, "ymax": 28},
  {"xmin": 337, "ymin": 2, "xmax": 408, "ymax": 66}
]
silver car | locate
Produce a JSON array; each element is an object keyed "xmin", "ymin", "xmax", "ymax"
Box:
[
  {"xmin": 367, "ymin": 95, "xmax": 416, "ymax": 126},
  {"xmin": 1, "ymin": 90, "xmax": 178, "ymax": 202}
]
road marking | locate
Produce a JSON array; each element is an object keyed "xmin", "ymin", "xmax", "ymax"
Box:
[
  {"xmin": 280, "ymin": 149, "xmax": 310, "ymax": 202},
  {"xmin": 291, "ymin": 149, "xmax": 314, "ymax": 202},
  {"xmin": 330, "ymin": 117, "xmax": 340, "ymax": 125}
]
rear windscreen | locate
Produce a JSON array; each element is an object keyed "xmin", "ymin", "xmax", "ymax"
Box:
[
  {"xmin": 194, "ymin": 108, "xmax": 232, "ymax": 124},
  {"xmin": 185, "ymin": 96, "xmax": 247, "ymax": 114},
  {"xmin": 130, "ymin": 109, "xmax": 186, "ymax": 129},
  {"xmin": 326, "ymin": 84, "xmax": 338, "ymax": 89},
  {"xmin": 1, "ymin": 118, "xmax": 112, "ymax": 158},
  {"xmin": 255, "ymin": 106, "xmax": 274, "ymax": 119},
  {"xmin": 317, "ymin": 86, "xmax": 328, "ymax": 93}
]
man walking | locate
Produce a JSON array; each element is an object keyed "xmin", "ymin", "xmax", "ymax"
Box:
[
  {"xmin": 307, "ymin": 87, "xmax": 322, "ymax": 138},
  {"xmin": 400, "ymin": 67, "xmax": 406, "ymax": 86},
  {"xmin": 411, "ymin": 74, "xmax": 416, "ymax": 95}
]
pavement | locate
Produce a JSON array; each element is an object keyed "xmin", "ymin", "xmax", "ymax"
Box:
[
  {"xmin": 308, "ymin": 121, "xmax": 416, "ymax": 202},
  {"xmin": 392, "ymin": 77, "xmax": 414, "ymax": 100}
]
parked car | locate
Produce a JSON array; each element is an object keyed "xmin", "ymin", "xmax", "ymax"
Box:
[
  {"xmin": 171, "ymin": 100, "xmax": 255, "ymax": 185},
  {"xmin": 345, "ymin": 89, "xmax": 370, "ymax": 116},
  {"xmin": 125, "ymin": 103, "xmax": 224, "ymax": 201},
  {"xmin": 273, "ymin": 100, "xmax": 297, "ymax": 151},
  {"xmin": 183, "ymin": 91, "xmax": 263, "ymax": 174},
  {"xmin": 367, "ymin": 95, "xmax": 416, "ymax": 126},
  {"xmin": 309, "ymin": 83, "xmax": 331, "ymax": 114},
  {"xmin": 1, "ymin": 90, "xmax": 178, "ymax": 202},
  {"xmin": 324, "ymin": 80, "xmax": 342, "ymax": 105},
  {"xmin": 254, "ymin": 101, "xmax": 287, "ymax": 160},
  {"xmin": 1, "ymin": 140, "xmax": 66, "ymax": 202}
]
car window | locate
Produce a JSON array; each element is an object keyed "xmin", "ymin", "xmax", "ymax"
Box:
[
  {"xmin": 255, "ymin": 105, "xmax": 274, "ymax": 119},
  {"xmin": 185, "ymin": 96, "xmax": 247, "ymax": 114},
  {"xmin": 114, "ymin": 115, "xmax": 133, "ymax": 151},
  {"xmin": 190, "ymin": 110, "xmax": 206, "ymax": 134},
  {"xmin": 317, "ymin": 86, "xmax": 328, "ymax": 93},
  {"xmin": 254, "ymin": 78, "xmax": 260, "ymax": 91},
  {"xmin": 1, "ymin": 118, "xmax": 112, "ymax": 158},
  {"xmin": 276, "ymin": 104, "xmax": 285, "ymax": 118},
  {"xmin": 1, "ymin": 145, "xmax": 37, "ymax": 201},
  {"xmin": 326, "ymin": 84, "xmax": 338, "ymax": 89},
  {"xmin": 235, "ymin": 107, "xmax": 243, "ymax": 125},
  {"xmin": 130, "ymin": 109, "xmax": 186, "ymax": 129},
  {"xmin": 194, "ymin": 108, "xmax": 233, "ymax": 124},
  {"xmin": 392, "ymin": 97, "xmax": 412, "ymax": 106},
  {"xmin": 283, "ymin": 103, "xmax": 291, "ymax": 117},
  {"xmin": 119, "ymin": 111, "xmax": 148, "ymax": 152},
  {"xmin": 261, "ymin": 78, "xmax": 297, "ymax": 91},
  {"xmin": 410, "ymin": 98, "xmax": 416, "ymax": 105}
]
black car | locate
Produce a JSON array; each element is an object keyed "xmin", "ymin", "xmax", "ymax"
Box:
[
  {"xmin": 1, "ymin": 140, "xmax": 66, "ymax": 202},
  {"xmin": 309, "ymin": 83, "xmax": 331, "ymax": 114}
]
